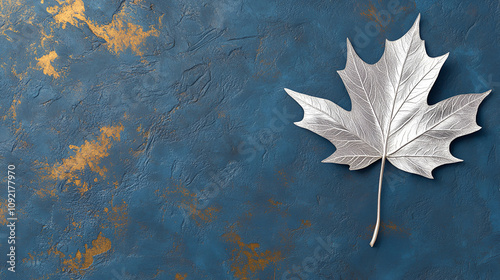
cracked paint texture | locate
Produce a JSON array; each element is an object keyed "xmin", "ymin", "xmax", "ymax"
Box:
[{"xmin": 0, "ymin": 0, "xmax": 499, "ymax": 279}]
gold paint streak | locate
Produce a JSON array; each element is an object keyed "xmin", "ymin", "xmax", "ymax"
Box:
[
  {"xmin": 106, "ymin": 200, "xmax": 128, "ymax": 229},
  {"xmin": 0, "ymin": 0, "xmax": 35, "ymax": 38},
  {"xmin": 11, "ymin": 65, "xmax": 24, "ymax": 80},
  {"xmin": 181, "ymin": 204, "xmax": 219, "ymax": 224},
  {"xmin": 275, "ymin": 169, "xmax": 294, "ymax": 187},
  {"xmin": 175, "ymin": 273, "xmax": 187, "ymax": 280},
  {"xmin": 50, "ymin": 232, "xmax": 111, "ymax": 271},
  {"xmin": 366, "ymin": 221, "xmax": 411, "ymax": 237},
  {"xmin": 47, "ymin": 0, "xmax": 159, "ymax": 56},
  {"xmin": 77, "ymin": 182, "xmax": 90, "ymax": 195},
  {"xmin": 47, "ymin": 0, "xmax": 85, "ymax": 29},
  {"xmin": 158, "ymin": 180, "xmax": 220, "ymax": 225},
  {"xmin": 3, "ymin": 96, "xmax": 21, "ymax": 120},
  {"xmin": 86, "ymin": 18, "xmax": 159, "ymax": 56},
  {"xmin": 360, "ymin": 3, "xmax": 382, "ymax": 27},
  {"xmin": 36, "ymin": 187, "xmax": 57, "ymax": 198},
  {"xmin": 47, "ymin": 124, "xmax": 123, "ymax": 183},
  {"xmin": 0, "ymin": 199, "xmax": 8, "ymax": 225},
  {"xmin": 218, "ymin": 111, "xmax": 226, "ymax": 118},
  {"xmin": 158, "ymin": 14, "xmax": 164, "ymax": 26},
  {"xmin": 36, "ymin": 51, "xmax": 60, "ymax": 78},
  {"xmin": 268, "ymin": 199, "xmax": 282, "ymax": 207},
  {"xmin": 223, "ymin": 230, "xmax": 283, "ymax": 280},
  {"xmin": 36, "ymin": 124, "xmax": 123, "ymax": 197}
]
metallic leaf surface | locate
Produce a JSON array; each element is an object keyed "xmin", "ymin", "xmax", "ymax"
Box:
[
  {"xmin": 285, "ymin": 14, "xmax": 489, "ymax": 179},
  {"xmin": 285, "ymin": 14, "xmax": 490, "ymax": 246}
]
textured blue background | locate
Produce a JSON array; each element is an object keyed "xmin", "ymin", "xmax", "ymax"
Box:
[{"xmin": 0, "ymin": 0, "xmax": 499, "ymax": 279}]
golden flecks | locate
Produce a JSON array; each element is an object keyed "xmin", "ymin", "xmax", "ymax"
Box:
[
  {"xmin": 268, "ymin": 199, "xmax": 282, "ymax": 207},
  {"xmin": 181, "ymin": 203, "xmax": 219, "ymax": 225},
  {"xmin": 35, "ymin": 187, "xmax": 57, "ymax": 198},
  {"xmin": 301, "ymin": 220, "xmax": 312, "ymax": 227},
  {"xmin": 11, "ymin": 65, "xmax": 25, "ymax": 80},
  {"xmin": 37, "ymin": 124, "xmax": 123, "ymax": 196},
  {"xmin": 36, "ymin": 51, "xmax": 60, "ymax": 78},
  {"xmin": 100, "ymin": 196, "xmax": 129, "ymax": 238},
  {"xmin": 365, "ymin": 221, "xmax": 411, "ymax": 238},
  {"xmin": 0, "ymin": 199, "xmax": 9, "ymax": 225},
  {"xmin": 48, "ymin": 124, "xmax": 123, "ymax": 182},
  {"xmin": 289, "ymin": 219, "xmax": 312, "ymax": 233},
  {"xmin": 223, "ymin": 229, "xmax": 283, "ymax": 280},
  {"xmin": 0, "ymin": 2, "xmax": 55, "ymax": 80},
  {"xmin": 77, "ymin": 182, "xmax": 90, "ymax": 195},
  {"xmin": 360, "ymin": 3, "xmax": 384, "ymax": 27},
  {"xmin": 50, "ymin": 232, "xmax": 111, "ymax": 271},
  {"xmin": 86, "ymin": 18, "xmax": 159, "ymax": 56},
  {"xmin": 275, "ymin": 169, "xmax": 294, "ymax": 187},
  {"xmin": 265, "ymin": 198, "xmax": 289, "ymax": 217},
  {"xmin": 47, "ymin": 0, "xmax": 159, "ymax": 56},
  {"xmin": 175, "ymin": 273, "xmax": 187, "ymax": 280},
  {"xmin": 218, "ymin": 111, "xmax": 226, "ymax": 118},
  {"xmin": 47, "ymin": 0, "xmax": 85, "ymax": 29},
  {"xmin": 3, "ymin": 96, "xmax": 21, "ymax": 121},
  {"xmin": 253, "ymin": 37, "xmax": 280, "ymax": 79},
  {"xmin": 0, "ymin": 0, "xmax": 35, "ymax": 38},
  {"xmin": 158, "ymin": 14, "xmax": 164, "ymax": 26},
  {"xmin": 359, "ymin": 1, "xmax": 415, "ymax": 32},
  {"xmin": 106, "ymin": 200, "xmax": 128, "ymax": 229},
  {"xmin": 132, "ymin": 124, "xmax": 151, "ymax": 157},
  {"xmin": 157, "ymin": 180, "xmax": 220, "ymax": 225}
]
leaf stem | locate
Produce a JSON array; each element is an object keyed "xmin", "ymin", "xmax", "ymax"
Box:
[{"xmin": 370, "ymin": 155, "xmax": 385, "ymax": 247}]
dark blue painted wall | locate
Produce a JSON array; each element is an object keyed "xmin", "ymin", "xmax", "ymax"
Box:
[{"xmin": 0, "ymin": 0, "xmax": 498, "ymax": 279}]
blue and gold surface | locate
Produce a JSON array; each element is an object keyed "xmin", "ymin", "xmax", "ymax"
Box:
[{"xmin": 0, "ymin": 0, "xmax": 499, "ymax": 279}]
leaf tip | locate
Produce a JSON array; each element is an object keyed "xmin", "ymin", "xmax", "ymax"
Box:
[
  {"xmin": 345, "ymin": 37, "xmax": 354, "ymax": 52},
  {"xmin": 422, "ymin": 171, "xmax": 434, "ymax": 179},
  {"xmin": 412, "ymin": 13, "xmax": 421, "ymax": 29},
  {"xmin": 284, "ymin": 88, "xmax": 296, "ymax": 97},
  {"xmin": 408, "ymin": 13, "xmax": 422, "ymax": 37},
  {"xmin": 476, "ymin": 89, "xmax": 492, "ymax": 104}
]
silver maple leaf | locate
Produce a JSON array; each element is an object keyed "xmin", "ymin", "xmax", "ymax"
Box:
[{"xmin": 285, "ymin": 14, "xmax": 490, "ymax": 247}]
